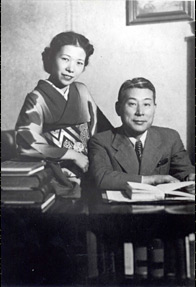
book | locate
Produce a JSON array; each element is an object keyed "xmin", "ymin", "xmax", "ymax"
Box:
[
  {"xmin": 148, "ymin": 238, "xmax": 164, "ymax": 279},
  {"xmin": 1, "ymin": 183, "xmax": 54, "ymax": 203},
  {"xmin": 97, "ymin": 240, "xmax": 116, "ymax": 281},
  {"xmin": 175, "ymin": 238, "xmax": 186, "ymax": 280},
  {"xmin": 185, "ymin": 235, "xmax": 191, "ymax": 279},
  {"xmin": 164, "ymin": 239, "xmax": 177, "ymax": 280},
  {"xmin": 1, "ymin": 167, "xmax": 54, "ymax": 190},
  {"xmin": 124, "ymin": 242, "xmax": 134, "ymax": 277},
  {"xmin": 134, "ymin": 244, "xmax": 148, "ymax": 279},
  {"xmin": 1, "ymin": 192, "xmax": 55, "ymax": 213},
  {"xmin": 189, "ymin": 233, "xmax": 195, "ymax": 280},
  {"xmin": 105, "ymin": 245, "xmax": 116, "ymax": 279},
  {"xmin": 1, "ymin": 160, "xmax": 46, "ymax": 176},
  {"xmin": 185, "ymin": 233, "xmax": 195, "ymax": 280},
  {"xmin": 105, "ymin": 181, "xmax": 195, "ymax": 203},
  {"xmin": 97, "ymin": 239, "xmax": 107, "ymax": 277},
  {"xmin": 86, "ymin": 231, "xmax": 98, "ymax": 278},
  {"xmin": 127, "ymin": 181, "xmax": 195, "ymax": 198},
  {"xmin": 113, "ymin": 242, "xmax": 124, "ymax": 282}
]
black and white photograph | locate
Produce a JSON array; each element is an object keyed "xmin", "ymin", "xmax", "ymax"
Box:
[{"xmin": 1, "ymin": 0, "xmax": 195, "ymax": 286}]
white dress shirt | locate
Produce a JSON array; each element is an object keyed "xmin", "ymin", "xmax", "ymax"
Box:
[{"xmin": 129, "ymin": 131, "xmax": 148, "ymax": 149}]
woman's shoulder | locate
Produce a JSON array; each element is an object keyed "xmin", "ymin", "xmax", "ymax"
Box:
[
  {"xmin": 74, "ymin": 81, "xmax": 88, "ymax": 89},
  {"xmin": 25, "ymin": 84, "xmax": 45, "ymax": 102},
  {"xmin": 21, "ymin": 89, "xmax": 46, "ymax": 113},
  {"xmin": 74, "ymin": 81, "xmax": 91, "ymax": 99}
]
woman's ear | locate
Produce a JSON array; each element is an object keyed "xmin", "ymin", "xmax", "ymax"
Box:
[{"xmin": 115, "ymin": 101, "xmax": 121, "ymax": 116}]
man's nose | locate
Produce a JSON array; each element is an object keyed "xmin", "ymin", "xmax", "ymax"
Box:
[{"xmin": 135, "ymin": 104, "xmax": 144, "ymax": 116}]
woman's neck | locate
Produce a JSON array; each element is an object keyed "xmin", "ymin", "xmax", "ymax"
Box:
[{"xmin": 48, "ymin": 76, "xmax": 69, "ymax": 94}]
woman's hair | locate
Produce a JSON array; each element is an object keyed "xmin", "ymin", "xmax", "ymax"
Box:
[
  {"xmin": 118, "ymin": 77, "xmax": 156, "ymax": 104},
  {"xmin": 42, "ymin": 31, "xmax": 94, "ymax": 74}
]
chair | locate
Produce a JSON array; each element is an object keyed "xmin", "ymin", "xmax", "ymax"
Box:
[{"xmin": 1, "ymin": 130, "xmax": 17, "ymax": 161}]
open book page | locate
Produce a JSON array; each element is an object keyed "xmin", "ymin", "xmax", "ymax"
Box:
[
  {"xmin": 127, "ymin": 181, "xmax": 195, "ymax": 198},
  {"xmin": 106, "ymin": 190, "xmax": 164, "ymax": 203},
  {"xmin": 156, "ymin": 181, "xmax": 195, "ymax": 194},
  {"xmin": 106, "ymin": 190, "xmax": 194, "ymax": 203},
  {"xmin": 106, "ymin": 180, "xmax": 195, "ymax": 203}
]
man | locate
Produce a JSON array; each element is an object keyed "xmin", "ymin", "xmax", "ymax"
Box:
[{"xmin": 89, "ymin": 77, "xmax": 195, "ymax": 190}]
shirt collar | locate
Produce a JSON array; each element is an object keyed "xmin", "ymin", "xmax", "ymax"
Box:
[
  {"xmin": 129, "ymin": 131, "xmax": 148, "ymax": 148},
  {"xmin": 45, "ymin": 79, "xmax": 70, "ymax": 101}
]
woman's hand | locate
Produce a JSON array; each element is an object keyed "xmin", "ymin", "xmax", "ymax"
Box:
[
  {"xmin": 73, "ymin": 152, "xmax": 89, "ymax": 173},
  {"xmin": 61, "ymin": 149, "xmax": 89, "ymax": 173},
  {"xmin": 142, "ymin": 175, "xmax": 180, "ymax": 185}
]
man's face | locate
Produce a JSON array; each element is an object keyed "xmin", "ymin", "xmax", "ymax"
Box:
[{"xmin": 117, "ymin": 88, "xmax": 156, "ymax": 137}]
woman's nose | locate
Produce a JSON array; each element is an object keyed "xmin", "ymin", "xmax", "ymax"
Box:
[{"xmin": 66, "ymin": 61, "xmax": 74, "ymax": 73}]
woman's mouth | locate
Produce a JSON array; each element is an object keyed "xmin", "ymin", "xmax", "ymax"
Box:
[{"xmin": 62, "ymin": 74, "xmax": 73, "ymax": 80}]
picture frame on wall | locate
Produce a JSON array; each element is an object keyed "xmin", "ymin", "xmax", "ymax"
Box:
[{"xmin": 126, "ymin": 0, "xmax": 195, "ymax": 25}]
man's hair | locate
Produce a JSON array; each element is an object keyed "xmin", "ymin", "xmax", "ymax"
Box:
[
  {"xmin": 42, "ymin": 31, "xmax": 94, "ymax": 74},
  {"xmin": 118, "ymin": 77, "xmax": 156, "ymax": 103}
]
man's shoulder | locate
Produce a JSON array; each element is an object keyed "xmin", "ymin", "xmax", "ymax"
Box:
[
  {"xmin": 90, "ymin": 127, "xmax": 117, "ymax": 142},
  {"xmin": 150, "ymin": 126, "xmax": 180, "ymax": 137}
]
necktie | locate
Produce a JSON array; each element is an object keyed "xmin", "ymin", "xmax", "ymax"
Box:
[{"xmin": 135, "ymin": 140, "xmax": 143, "ymax": 163}]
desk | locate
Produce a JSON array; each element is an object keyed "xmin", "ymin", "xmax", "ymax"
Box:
[
  {"xmin": 2, "ymin": 191, "xmax": 195, "ymax": 287},
  {"xmin": 88, "ymin": 193, "xmax": 195, "ymax": 286},
  {"xmin": 2, "ymin": 197, "xmax": 89, "ymax": 286}
]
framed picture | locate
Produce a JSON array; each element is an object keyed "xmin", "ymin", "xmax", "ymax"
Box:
[{"xmin": 126, "ymin": 0, "xmax": 195, "ymax": 25}]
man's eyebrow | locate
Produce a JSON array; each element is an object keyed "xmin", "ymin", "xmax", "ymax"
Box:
[
  {"xmin": 61, "ymin": 53, "xmax": 70, "ymax": 57},
  {"xmin": 126, "ymin": 97, "xmax": 137, "ymax": 100},
  {"xmin": 126, "ymin": 97, "xmax": 153, "ymax": 100}
]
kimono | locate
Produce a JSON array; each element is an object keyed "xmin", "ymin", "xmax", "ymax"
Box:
[{"xmin": 15, "ymin": 80, "xmax": 98, "ymax": 161}]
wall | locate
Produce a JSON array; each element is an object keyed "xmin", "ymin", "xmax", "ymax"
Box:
[
  {"xmin": 1, "ymin": 0, "xmax": 72, "ymax": 130},
  {"xmin": 2, "ymin": 0, "xmax": 194, "ymax": 149}
]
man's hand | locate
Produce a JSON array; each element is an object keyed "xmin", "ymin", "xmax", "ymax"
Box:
[
  {"xmin": 185, "ymin": 173, "xmax": 195, "ymax": 181},
  {"xmin": 142, "ymin": 175, "xmax": 180, "ymax": 185},
  {"xmin": 184, "ymin": 173, "xmax": 195, "ymax": 194}
]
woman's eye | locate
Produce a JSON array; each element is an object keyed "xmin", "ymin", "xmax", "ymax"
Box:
[
  {"xmin": 77, "ymin": 62, "xmax": 84, "ymax": 66},
  {"xmin": 62, "ymin": 57, "xmax": 69, "ymax": 61}
]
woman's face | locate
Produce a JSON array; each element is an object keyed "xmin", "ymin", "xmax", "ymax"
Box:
[{"xmin": 50, "ymin": 45, "xmax": 86, "ymax": 88}]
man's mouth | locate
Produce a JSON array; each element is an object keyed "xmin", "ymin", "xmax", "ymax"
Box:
[{"xmin": 134, "ymin": 120, "xmax": 146, "ymax": 125}]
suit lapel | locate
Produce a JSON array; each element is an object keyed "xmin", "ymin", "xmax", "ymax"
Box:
[
  {"xmin": 112, "ymin": 128, "xmax": 140, "ymax": 173},
  {"xmin": 140, "ymin": 128, "xmax": 163, "ymax": 175}
]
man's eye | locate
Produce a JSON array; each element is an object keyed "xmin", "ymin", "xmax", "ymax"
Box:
[
  {"xmin": 144, "ymin": 103, "xmax": 151, "ymax": 106},
  {"xmin": 128, "ymin": 102, "xmax": 136, "ymax": 106}
]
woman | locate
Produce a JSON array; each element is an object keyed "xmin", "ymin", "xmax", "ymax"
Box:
[{"xmin": 16, "ymin": 31, "xmax": 103, "ymax": 179}]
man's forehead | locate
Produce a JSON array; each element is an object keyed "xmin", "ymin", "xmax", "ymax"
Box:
[{"xmin": 121, "ymin": 88, "xmax": 154, "ymax": 101}]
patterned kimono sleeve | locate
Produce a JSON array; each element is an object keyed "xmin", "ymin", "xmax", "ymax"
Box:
[
  {"xmin": 75, "ymin": 82, "xmax": 113, "ymax": 136},
  {"xmin": 15, "ymin": 92, "xmax": 67, "ymax": 160},
  {"xmin": 87, "ymin": 91, "xmax": 113, "ymax": 135}
]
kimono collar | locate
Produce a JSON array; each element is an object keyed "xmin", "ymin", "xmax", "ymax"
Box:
[{"xmin": 36, "ymin": 80, "xmax": 90, "ymax": 125}]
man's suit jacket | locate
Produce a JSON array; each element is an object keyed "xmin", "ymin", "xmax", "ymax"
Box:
[{"xmin": 89, "ymin": 126, "xmax": 194, "ymax": 190}]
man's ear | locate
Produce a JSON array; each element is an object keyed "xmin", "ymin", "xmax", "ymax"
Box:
[{"xmin": 115, "ymin": 101, "xmax": 121, "ymax": 116}]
